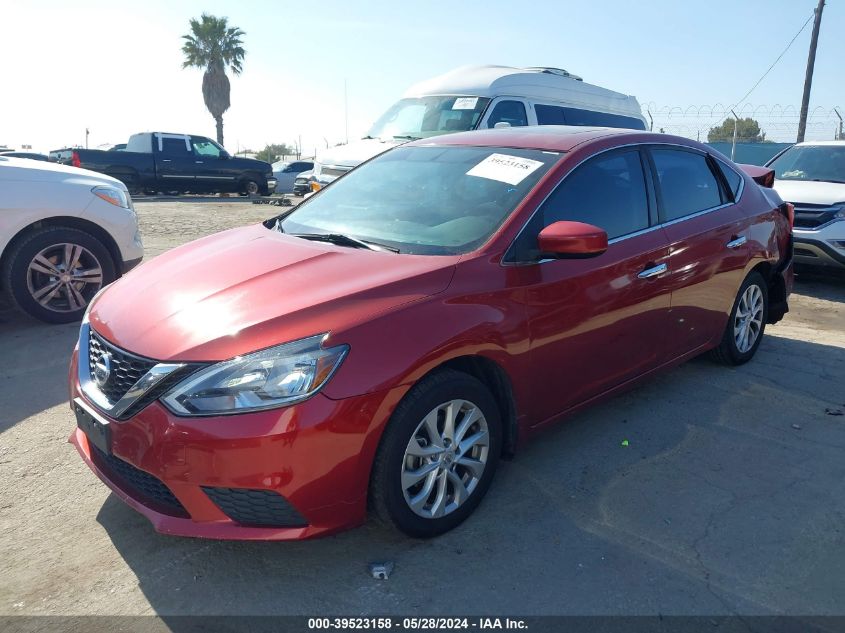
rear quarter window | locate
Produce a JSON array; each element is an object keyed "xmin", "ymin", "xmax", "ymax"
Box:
[{"xmin": 715, "ymin": 158, "xmax": 743, "ymax": 200}]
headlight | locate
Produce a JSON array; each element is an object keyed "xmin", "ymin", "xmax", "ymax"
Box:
[
  {"xmin": 161, "ymin": 334, "xmax": 348, "ymax": 416},
  {"xmin": 92, "ymin": 185, "xmax": 131, "ymax": 209}
]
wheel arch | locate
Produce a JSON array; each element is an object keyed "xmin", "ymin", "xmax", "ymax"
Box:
[
  {"xmin": 749, "ymin": 260, "xmax": 786, "ymax": 323},
  {"xmin": 0, "ymin": 216, "xmax": 122, "ymax": 290},
  {"xmin": 414, "ymin": 354, "xmax": 519, "ymax": 457}
]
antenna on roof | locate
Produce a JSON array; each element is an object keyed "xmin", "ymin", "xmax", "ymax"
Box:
[{"xmin": 523, "ymin": 67, "xmax": 583, "ymax": 81}]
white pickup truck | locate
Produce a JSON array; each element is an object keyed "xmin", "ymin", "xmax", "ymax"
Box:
[{"xmin": 0, "ymin": 156, "xmax": 143, "ymax": 323}]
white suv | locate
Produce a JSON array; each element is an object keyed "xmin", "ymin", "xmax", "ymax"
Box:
[
  {"xmin": 1, "ymin": 156, "xmax": 143, "ymax": 323},
  {"xmin": 768, "ymin": 141, "xmax": 845, "ymax": 270}
]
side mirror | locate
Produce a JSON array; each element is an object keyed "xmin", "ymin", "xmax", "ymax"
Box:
[
  {"xmin": 219, "ymin": 151, "xmax": 231, "ymax": 159},
  {"xmin": 537, "ymin": 221, "xmax": 608, "ymax": 259}
]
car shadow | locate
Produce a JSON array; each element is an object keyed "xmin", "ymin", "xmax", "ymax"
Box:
[
  {"xmin": 94, "ymin": 333, "xmax": 845, "ymax": 617},
  {"xmin": 0, "ymin": 310, "xmax": 79, "ymax": 432},
  {"xmin": 793, "ymin": 267, "xmax": 845, "ymax": 302}
]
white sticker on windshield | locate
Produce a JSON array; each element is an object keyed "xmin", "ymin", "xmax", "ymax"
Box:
[
  {"xmin": 452, "ymin": 97, "xmax": 479, "ymax": 110},
  {"xmin": 466, "ymin": 153, "xmax": 545, "ymax": 185}
]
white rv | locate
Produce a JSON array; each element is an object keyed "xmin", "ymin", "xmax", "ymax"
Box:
[{"xmin": 312, "ymin": 65, "xmax": 647, "ymax": 186}]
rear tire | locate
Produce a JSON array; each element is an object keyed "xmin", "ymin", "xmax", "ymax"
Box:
[
  {"xmin": 710, "ymin": 271, "xmax": 768, "ymax": 366},
  {"xmin": 370, "ymin": 369, "xmax": 502, "ymax": 538},
  {"xmin": 2, "ymin": 227, "xmax": 116, "ymax": 324}
]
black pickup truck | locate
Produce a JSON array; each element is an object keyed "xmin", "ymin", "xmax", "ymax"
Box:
[{"xmin": 50, "ymin": 132, "xmax": 276, "ymax": 195}]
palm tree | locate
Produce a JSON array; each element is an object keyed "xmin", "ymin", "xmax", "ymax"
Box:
[{"xmin": 181, "ymin": 13, "xmax": 245, "ymax": 146}]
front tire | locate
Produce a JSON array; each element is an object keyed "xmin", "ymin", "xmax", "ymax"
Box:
[
  {"xmin": 2, "ymin": 227, "xmax": 115, "ymax": 323},
  {"xmin": 370, "ymin": 369, "xmax": 502, "ymax": 538},
  {"xmin": 241, "ymin": 178, "xmax": 261, "ymax": 196},
  {"xmin": 710, "ymin": 271, "xmax": 768, "ymax": 366}
]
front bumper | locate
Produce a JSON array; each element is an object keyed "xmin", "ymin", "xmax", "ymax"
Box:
[
  {"xmin": 68, "ymin": 350, "xmax": 402, "ymax": 540},
  {"xmin": 266, "ymin": 177, "xmax": 277, "ymax": 194},
  {"xmin": 793, "ymin": 235, "xmax": 845, "ymax": 269}
]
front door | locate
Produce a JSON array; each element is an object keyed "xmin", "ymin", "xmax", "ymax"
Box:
[
  {"xmin": 189, "ymin": 136, "xmax": 239, "ymax": 193},
  {"xmin": 510, "ymin": 147, "xmax": 673, "ymax": 424}
]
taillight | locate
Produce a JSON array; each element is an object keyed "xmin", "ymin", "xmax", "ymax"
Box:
[
  {"xmin": 781, "ymin": 202, "xmax": 794, "ymax": 229},
  {"xmin": 71, "ymin": 151, "xmax": 81, "ymax": 168}
]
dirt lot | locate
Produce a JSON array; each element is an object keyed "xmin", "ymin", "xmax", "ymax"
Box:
[{"xmin": 1, "ymin": 199, "xmax": 844, "ymax": 617}]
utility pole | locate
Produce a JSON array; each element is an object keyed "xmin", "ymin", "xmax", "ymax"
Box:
[
  {"xmin": 730, "ymin": 109, "xmax": 739, "ymax": 161},
  {"xmin": 344, "ymin": 79, "xmax": 349, "ymax": 145},
  {"xmin": 85, "ymin": 128, "xmax": 90, "ymax": 149},
  {"xmin": 797, "ymin": 0, "xmax": 825, "ymax": 142},
  {"xmin": 834, "ymin": 108, "xmax": 843, "ymax": 140}
]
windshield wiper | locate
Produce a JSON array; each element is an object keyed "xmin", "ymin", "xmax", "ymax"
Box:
[
  {"xmin": 290, "ymin": 232, "xmax": 399, "ymax": 253},
  {"xmin": 392, "ymin": 135, "xmax": 422, "ymax": 141},
  {"xmin": 811, "ymin": 178, "xmax": 845, "ymax": 184}
]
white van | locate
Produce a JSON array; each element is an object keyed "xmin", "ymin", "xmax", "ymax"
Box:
[{"xmin": 312, "ymin": 65, "xmax": 647, "ymax": 186}]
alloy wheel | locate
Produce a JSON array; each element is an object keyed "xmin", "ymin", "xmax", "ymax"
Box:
[
  {"xmin": 25, "ymin": 243, "xmax": 103, "ymax": 313},
  {"xmin": 401, "ymin": 399, "xmax": 489, "ymax": 519},
  {"xmin": 733, "ymin": 284, "xmax": 764, "ymax": 353}
]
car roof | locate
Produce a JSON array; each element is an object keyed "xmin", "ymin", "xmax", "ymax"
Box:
[{"xmin": 408, "ymin": 125, "xmax": 664, "ymax": 152}]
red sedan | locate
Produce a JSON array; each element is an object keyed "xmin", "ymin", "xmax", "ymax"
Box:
[{"xmin": 68, "ymin": 126, "xmax": 793, "ymax": 540}]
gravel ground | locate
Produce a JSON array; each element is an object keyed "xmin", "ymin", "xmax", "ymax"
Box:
[{"xmin": 0, "ymin": 200, "xmax": 844, "ymax": 618}]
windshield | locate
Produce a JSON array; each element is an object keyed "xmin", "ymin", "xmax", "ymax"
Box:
[
  {"xmin": 367, "ymin": 96, "xmax": 492, "ymax": 140},
  {"xmin": 280, "ymin": 145, "xmax": 560, "ymax": 255},
  {"xmin": 769, "ymin": 145, "xmax": 845, "ymax": 183}
]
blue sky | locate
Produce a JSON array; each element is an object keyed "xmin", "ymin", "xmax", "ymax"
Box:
[{"xmin": 1, "ymin": 0, "xmax": 842, "ymax": 152}]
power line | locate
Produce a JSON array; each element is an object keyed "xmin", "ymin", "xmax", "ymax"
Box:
[{"xmin": 731, "ymin": 11, "xmax": 814, "ymax": 109}]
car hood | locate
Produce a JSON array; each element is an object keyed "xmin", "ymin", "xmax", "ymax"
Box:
[
  {"xmin": 0, "ymin": 156, "xmax": 126, "ymax": 188},
  {"xmin": 89, "ymin": 224, "xmax": 457, "ymax": 362},
  {"xmin": 316, "ymin": 138, "xmax": 403, "ymax": 169},
  {"xmin": 772, "ymin": 179, "xmax": 845, "ymax": 206}
]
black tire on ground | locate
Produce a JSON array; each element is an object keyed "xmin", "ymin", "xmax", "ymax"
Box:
[
  {"xmin": 241, "ymin": 179, "xmax": 261, "ymax": 196},
  {"xmin": 709, "ymin": 271, "xmax": 769, "ymax": 366},
  {"xmin": 370, "ymin": 369, "xmax": 502, "ymax": 538},
  {"xmin": 1, "ymin": 226, "xmax": 116, "ymax": 324}
]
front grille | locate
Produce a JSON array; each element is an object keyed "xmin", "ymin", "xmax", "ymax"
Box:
[
  {"xmin": 88, "ymin": 331, "xmax": 156, "ymax": 405},
  {"xmin": 202, "ymin": 487, "xmax": 307, "ymax": 528},
  {"xmin": 790, "ymin": 203, "xmax": 842, "ymax": 230},
  {"xmin": 90, "ymin": 444, "xmax": 188, "ymax": 518}
]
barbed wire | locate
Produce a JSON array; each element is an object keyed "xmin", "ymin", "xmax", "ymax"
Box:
[{"xmin": 641, "ymin": 103, "xmax": 843, "ymax": 142}]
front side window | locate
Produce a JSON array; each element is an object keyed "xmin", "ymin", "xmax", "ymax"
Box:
[
  {"xmin": 367, "ymin": 96, "xmax": 491, "ymax": 140},
  {"xmin": 280, "ymin": 145, "xmax": 559, "ymax": 255},
  {"xmin": 508, "ymin": 150, "xmax": 650, "ymax": 262},
  {"xmin": 191, "ymin": 138, "xmax": 223, "ymax": 158},
  {"xmin": 651, "ymin": 149, "xmax": 724, "ymax": 221},
  {"xmin": 768, "ymin": 145, "xmax": 845, "ymax": 184},
  {"xmin": 486, "ymin": 100, "xmax": 528, "ymax": 128}
]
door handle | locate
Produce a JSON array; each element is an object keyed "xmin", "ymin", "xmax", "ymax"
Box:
[
  {"xmin": 638, "ymin": 263, "xmax": 668, "ymax": 279},
  {"xmin": 726, "ymin": 236, "xmax": 747, "ymax": 249},
  {"xmin": 195, "ymin": 160, "xmax": 204, "ymax": 164},
  {"xmin": 161, "ymin": 159, "xmax": 172, "ymax": 162}
]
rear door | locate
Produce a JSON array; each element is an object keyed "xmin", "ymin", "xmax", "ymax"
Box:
[
  {"xmin": 154, "ymin": 134, "xmax": 196, "ymax": 190},
  {"xmin": 646, "ymin": 146, "xmax": 752, "ymax": 354},
  {"xmin": 511, "ymin": 147, "xmax": 673, "ymax": 423}
]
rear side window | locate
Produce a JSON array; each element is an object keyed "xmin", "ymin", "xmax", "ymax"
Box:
[
  {"xmin": 125, "ymin": 135, "xmax": 152, "ymax": 153},
  {"xmin": 161, "ymin": 137, "xmax": 191, "ymax": 156},
  {"xmin": 651, "ymin": 149, "xmax": 724, "ymax": 221},
  {"xmin": 509, "ymin": 149, "xmax": 650, "ymax": 261},
  {"xmin": 715, "ymin": 158, "xmax": 743, "ymax": 200},
  {"xmin": 562, "ymin": 107, "xmax": 646, "ymax": 130},
  {"xmin": 535, "ymin": 104, "xmax": 568, "ymax": 125},
  {"xmin": 486, "ymin": 100, "xmax": 528, "ymax": 128}
]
